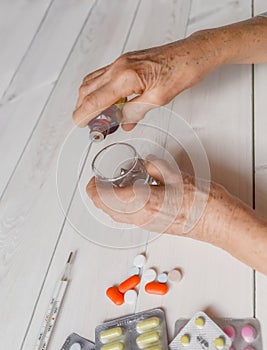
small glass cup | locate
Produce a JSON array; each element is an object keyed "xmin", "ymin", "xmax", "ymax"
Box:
[{"xmin": 92, "ymin": 142, "xmax": 158, "ymax": 187}]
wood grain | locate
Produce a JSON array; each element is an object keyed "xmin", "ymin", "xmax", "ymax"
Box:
[
  {"xmin": 0, "ymin": 1, "xmax": 139, "ymax": 349},
  {"xmin": 0, "ymin": 0, "xmax": 95, "ymax": 197},
  {"xmin": 0, "ymin": 0, "xmax": 52, "ymax": 98},
  {"xmin": 1, "ymin": 1, "xmax": 267, "ymax": 348}
]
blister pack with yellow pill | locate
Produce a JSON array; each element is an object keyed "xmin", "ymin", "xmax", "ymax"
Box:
[
  {"xmin": 174, "ymin": 316, "xmax": 263, "ymax": 350},
  {"xmin": 169, "ymin": 311, "xmax": 232, "ymax": 350},
  {"xmin": 95, "ymin": 308, "xmax": 168, "ymax": 350}
]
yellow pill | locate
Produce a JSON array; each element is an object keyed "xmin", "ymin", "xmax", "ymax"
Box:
[
  {"xmin": 136, "ymin": 331, "xmax": 160, "ymax": 348},
  {"xmin": 145, "ymin": 347, "xmax": 162, "ymax": 350},
  {"xmin": 180, "ymin": 334, "xmax": 190, "ymax": 346},
  {"xmin": 195, "ymin": 316, "xmax": 205, "ymax": 328},
  {"xmin": 101, "ymin": 342, "xmax": 124, "ymax": 350},
  {"xmin": 100, "ymin": 327, "xmax": 123, "ymax": 343},
  {"xmin": 136, "ymin": 317, "xmax": 160, "ymax": 333},
  {"xmin": 214, "ymin": 337, "xmax": 225, "ymax": 349}
]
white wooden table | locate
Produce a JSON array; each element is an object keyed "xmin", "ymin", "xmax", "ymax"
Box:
[{"xmin": 1, "ymin": 1, "xmax": 267, "ymax": 348}]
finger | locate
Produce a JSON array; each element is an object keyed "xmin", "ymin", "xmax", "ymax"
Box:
[
  {"xmin": 121, "ymin": 94, "xmax": 158, "ymax": 131},
  {"xmin": 82, "ymin": 65, "xmax": 110, "ymax": 83},
  {"xmin": 86, "ymin": 175, "xmax": 157, "ymax": 221},
  {"xmin": 86, "ymin": 177, "xmax": 136, "ymax": 205},
  {"xmin": 145, "ymin": 155, "xmax": 181, "ymax": 184},
  {"xmin": 76, "ymin": 74, "xmax": 109, "ymax": 109},
  {"xmin": 73, "ymin": 83, "xmax": 123, "ymax": 127}
]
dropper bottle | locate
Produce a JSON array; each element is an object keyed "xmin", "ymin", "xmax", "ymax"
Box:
[{"xmin": 88, "ymin": 97, "xmax": 127, "ymax": 142}]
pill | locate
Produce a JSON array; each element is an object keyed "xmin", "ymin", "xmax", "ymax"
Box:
[
  {"xmin": 100, "ymin": 327, "xmax": 123, "ymax": 343},
  {"xmin": 168, "ymin": 269, "xmax": 182, "ymax": 283},
  {"xmin": 157, "ymin": 272, "xmax": 168, "ymax": 283},
  {"xmin": 118, "ymin": 275, "xmax": 140, "ymax": 293},
  {"xmin": 214, "ymin": 337, "xmax": 225, "ymax": 349},
  {"xmin": 195, "ymin": 316, "xmax": 205, "ymax": 328},
  {"xmin": 124, "ymin": 289, "xmax": 138, "ymax": 304},
  {"xmin": 180, "ymin": 334, "xmax": 190, "ymax": 345},
  {"xmin": 129, "ymin": 266, "xmax": 140, "ymax": 276},
  {"xmin": 136, "ymin": 317, "xmax": 160, "ymax": 333},
  {"xmin": 145, "ymin": 282, "xmax": 168, "ymax": 295},
  {"xmin": 241, "ymin": 325, "xmax": 256, "ymax": 342},
  {"xmin": 134, "ymin": 254, "xmax": 147, "ymax": 268},
  {"xmin": 136, "ymin": 331, "xmax": 160, "ymax": 348},
  {"xmin": 223, "ymin": 325, "xmax": 236, "ymax": 340},
  {"xmin": 101, "ymin": 342, "xmax": 124, "ymax": 350},
  {"xmin": 70, "ymin": 343, "xmax": 82, "ymax": 350},
  {"xmin": 106, "ymin": 286, "xmax": 124, "ymax": 305},
  {"xmin": 144, "ymin": 347, "xmax": 162, "ymax": 350},
  {"xmin": 143, "ymin": 268, "xmax": 157, "ymax": 282}
]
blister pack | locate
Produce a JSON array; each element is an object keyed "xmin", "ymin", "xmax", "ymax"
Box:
[
  {"xmin": 169, "ymin": 311, "xmax": 232, "ymax": 350},
  {"xmin": 175, "ymin": 317, "xmax": 263, "ymax": 350},
  {"xmin": 61, "ymin": 332, "xmax": 95, "ymax": 350},
  {"xmin": 95, "ymin": 308, "xmax": 168, "ymax": 350}
]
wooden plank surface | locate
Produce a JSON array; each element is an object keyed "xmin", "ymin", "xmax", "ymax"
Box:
[
  {"xmin": 1, "ymin": 0, "xmax": 267, "ymax": 349},
  {"xmin": 0, "ymin": 1, "xmax": 139, "ymax": 349},
  {"xmin": 22, "ymin": 1, "xmax": 194, "ymax": 348},
  {"xmin": 0, "ymin": 0, "xmax": 52, "ymax": 98},
  {"xmin": 0, "ymin": 0, "xmax": 95, "ymax": 197},
  {"xmin": 254, "ymin": 0, "xmax": 267, "ymax": 347}
]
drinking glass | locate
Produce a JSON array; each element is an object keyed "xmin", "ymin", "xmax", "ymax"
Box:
[{"xmin": 92, "ymin": 142, "xmax": 158, "ymax": 187}]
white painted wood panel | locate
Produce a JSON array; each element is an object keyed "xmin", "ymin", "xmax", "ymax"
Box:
[
  {"xmin": 0, "ymin": 0, "xmax": 95, "ymax": 198},
  {"xmin": 1, "ymin": 0, "xmax": 265, "ymax": 348},
  {"xmin": 254, "ymin": 0, "xmax": 267, "ymax": 346},
  {"xmin": 0, "ymin": 0, "xmax": 52, "ymax": 98},
  {"xmin": 22, "ymin": 1, "xmax": 193, "ymax": 348},
  {"xmin": 138, "ymin": 0, "xmax": 254, "ymax": 340},
  {"xmin": 0, "ymin": 1, "xmax": 139, "ymax": 349}
]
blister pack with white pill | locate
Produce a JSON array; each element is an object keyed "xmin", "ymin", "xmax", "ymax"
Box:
[
  {"xmin": 169, "ymin": 311, "xmax": 232, "ymax": 350},
  {"xmin": 175, "ymin": 317, "xmax": 263, "ymax": 350},
  {"xmin": 95, "ymin": 308, "xmax": 168, "ymax": 350},
  {"xmin": 61, "ymin": 332, "xmax": 95, "ymax": 350}
]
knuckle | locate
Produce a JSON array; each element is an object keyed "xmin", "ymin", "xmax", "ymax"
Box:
[
  {"xmin": 79, "ymin": 84, "xmax": 88, "ymax": 96},
  {"xmin": 84, "ymin": 93, "xmax": 98, "ymax": 110},
  {"xmin": 115, "ymin": 52, "xmax": 131, "ymax": 66}
]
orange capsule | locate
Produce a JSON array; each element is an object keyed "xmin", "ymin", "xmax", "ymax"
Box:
[
  {"xmin": 145, "ymin": 282, "xmax": 168, "ymax": 295},
  {"xmin": 118, "ymin": 275, "xmax": 141, "ymax": 294},
  {"xmin": 106, "ymin": 286, "xmax": 124, "ymax": 305}
]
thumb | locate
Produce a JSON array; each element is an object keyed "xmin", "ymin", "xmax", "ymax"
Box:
[
  {"xmin": 121, "ymin": 95, "xmax": 158, "ymax": 131},
  {"xmin": 144, "ymin": 155, "xmax": 181, "ymax": 184}
]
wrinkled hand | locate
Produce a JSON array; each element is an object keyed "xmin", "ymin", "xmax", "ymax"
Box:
[
  {"xmin": 86, "ymin": 156, "xmax": 222, "ymax": 242},
  {"xmin": 73, "ymin": 34, "xmax": 221, "ymax": 130}
]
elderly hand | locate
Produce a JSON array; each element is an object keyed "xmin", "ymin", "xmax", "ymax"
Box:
[
  {"xmin": 86, "ymin": 155, "xmax": 267, "ymax": 274},
  {"xmin": 73, "ymin": 34, "xmax": 223, "ymax": 130},
  {"xmin": 86, "ymin": 156, "xmax": 231, "ymax": 245}
]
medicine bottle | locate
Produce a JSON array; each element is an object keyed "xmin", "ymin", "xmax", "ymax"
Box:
[{"xmin": 88, "ymin": 98, "xmax": 127, "ymax": 142}]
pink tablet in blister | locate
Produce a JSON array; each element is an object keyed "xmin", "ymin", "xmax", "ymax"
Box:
[{"xmin": 174, "ymin": 316, "xmax": 262, "ymax": 350}]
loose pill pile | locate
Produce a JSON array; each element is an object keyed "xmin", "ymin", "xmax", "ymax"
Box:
[
  {"xmin": 169, "ymin": 311, "xmax": 232, "ymax": 350},
  {"xmin": 95, "ymin": 308, "xmax": 168, "ymax": 350},
  {"xmin": 61, "ymin": 333, "xmax": 95, "ymax": 350},
  {"xmin": 106, "ymin": 254, "xmax": 183, "ymax": 306}
]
